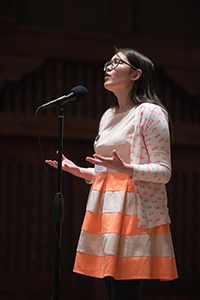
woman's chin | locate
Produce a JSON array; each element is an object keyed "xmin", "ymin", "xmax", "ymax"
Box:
[{"xmin": 104, "ymin": 81, "xmax": 113, "ymax": 92}]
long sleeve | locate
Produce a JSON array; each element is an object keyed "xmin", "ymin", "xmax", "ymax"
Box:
[{"xmin": 131, "ymin": 105, "xmax": 171, "ymax": 184}]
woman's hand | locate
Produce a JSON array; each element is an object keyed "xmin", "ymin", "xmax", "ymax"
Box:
[
  {"xmin": 45, "ymin": 153, "xmax": 78, "ymax": 173},
  {"xmin": 86, "ymin": 150, "xmax": 134, "ymax": 178},
  {"xmin": 45, "ymin": 152, "xmax": 94, "ymax": 182}
]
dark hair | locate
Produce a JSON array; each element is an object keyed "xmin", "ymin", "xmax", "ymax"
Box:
[
  {"xmin": 113, "ymin": 47, "xmax": 166, "ymax": 111},
  {"xmin": 113, "ymin": 47, "xmax": 174, "ymax": 139}
]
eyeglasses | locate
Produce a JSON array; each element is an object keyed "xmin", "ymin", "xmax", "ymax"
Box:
[{"xmin": 103, "ymin": 58, "xmax": 138, "ymax": 72}]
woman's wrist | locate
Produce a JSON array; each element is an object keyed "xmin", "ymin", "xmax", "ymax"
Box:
[
  {"xmin": 75, "ymin": 166, "xmax": 94, "ymax": 182},
  {"xmin": 123, "ymin": 163, "xmax": 134, "ymax": 178}
]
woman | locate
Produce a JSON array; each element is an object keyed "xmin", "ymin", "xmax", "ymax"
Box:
[{"xmin": 46, "ymin": 48, "xmax": 178, "ymax": 300}]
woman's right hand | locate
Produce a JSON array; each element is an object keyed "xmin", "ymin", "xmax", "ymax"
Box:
[
  {"xmin": 45, "ymin": 152, "xmax": 94, "ymax": 182},
  {"xmin": 45, "ymin": 153, "xmax": 78, "ymax": 174}
]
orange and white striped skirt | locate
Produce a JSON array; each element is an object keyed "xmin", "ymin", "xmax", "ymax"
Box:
[{"xmin": 73, "ymin": 172, "xmax": 178, "ymax": 280}]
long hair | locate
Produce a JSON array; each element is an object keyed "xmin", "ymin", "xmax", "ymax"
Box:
[
  {"xmin": 113, "ymin": 47, "xmax": 173, "ymax": 138},
  {"xmin": 113, "ymin": 47, "xmax": 166, "ymax": 111}
]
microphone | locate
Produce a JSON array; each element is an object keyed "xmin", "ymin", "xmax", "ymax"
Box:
[{"xmin": 38, "ymin": 85, "xmax": 88, "ymax": 110}]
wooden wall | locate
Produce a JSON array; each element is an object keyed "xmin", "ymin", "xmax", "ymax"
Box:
[{"xmin": 0, "ymin": 26, "xmax": 200, "ymax": 300}]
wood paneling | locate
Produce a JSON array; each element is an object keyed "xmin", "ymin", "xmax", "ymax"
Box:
[{"xmin": 0, "ymin": 25, "xmax": 200, "ymax": 96}]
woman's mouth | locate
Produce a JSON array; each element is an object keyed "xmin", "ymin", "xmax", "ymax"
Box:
[{"xmin": 104, "ymin": 73, "xmax": 110, "ymax": 80}]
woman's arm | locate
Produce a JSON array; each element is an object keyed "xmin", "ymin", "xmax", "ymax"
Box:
[
  {"xmin": 131, "ymin": 105, "xmax": 171, "ymax": 184},
  {"xmin": 45, "ymin": 154, "xmax": 94, "ymax": 182}
]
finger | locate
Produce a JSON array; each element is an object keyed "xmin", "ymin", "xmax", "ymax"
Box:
[
  {"xmin": 93, "ymin": 154, "xmax": 110, "ymax": 163},
  {"xmin": 56, "ymin": 151, "xmax": 65, "ymax": 159},
  {"xmin": 45, "ymin": 160, "xmax": 58, "ymax": 168},
  {"xmin": 112, "ymin": 149, "xmax": 120, "ymax": 159},
  {"xmin": 86, "ymin": 156, "xmax": 102, "ymax": 165},
  {"xmin": 50, "ymin": 161, "xmax": 58, "ymax": 167},
  {"xmin": 86, "ymin": 156, "xmax": 97, "ymax": 163},
  {"xmin": 112, "ymin": 149, "xmax": 118, "ymax": 156},
  {"xmin": 45, "ymin": 159, "xmax": 54, "ymax": 164},
  {"xmin": 93, "ymin": 154, "xmax": 105, "ymax": 160}
]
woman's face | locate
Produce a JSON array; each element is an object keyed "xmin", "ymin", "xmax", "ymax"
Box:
[{"xmin": 104, "ymin": 52, "xmax": 135, "ymax": 96}]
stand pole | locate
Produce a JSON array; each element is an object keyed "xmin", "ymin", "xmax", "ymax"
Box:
[{"xmin": 52, "ymin": 105, "xmax": 65, "ymax": 300}]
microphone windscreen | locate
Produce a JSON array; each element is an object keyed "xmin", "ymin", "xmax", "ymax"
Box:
[{"xmin": 70, "ymin": 85, "xmax": 88, "ymax": 102}]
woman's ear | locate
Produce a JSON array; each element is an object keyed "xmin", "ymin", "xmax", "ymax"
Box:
[{"xmin": 131, "ymin": 69, "xmax": 142, "ymax": 81}]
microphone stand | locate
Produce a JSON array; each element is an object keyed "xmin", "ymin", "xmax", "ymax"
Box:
[{"xmin": 52, "ymin": 104, "xmax": 65, "ymax": 300}]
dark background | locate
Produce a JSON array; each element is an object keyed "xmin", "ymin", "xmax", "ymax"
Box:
[{"xmin": 0, "ymin": 0, "xmax": 200, "ymax": 299}]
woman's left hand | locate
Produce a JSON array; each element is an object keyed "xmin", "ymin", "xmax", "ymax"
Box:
[{"xmin": 86, "ymin": 150, "xmax": 134, "ymax": 178}]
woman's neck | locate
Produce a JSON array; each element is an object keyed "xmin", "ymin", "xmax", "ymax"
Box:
[{"xmin": 116, "ymin": 96, "xmax": 134, "ymax": 113}]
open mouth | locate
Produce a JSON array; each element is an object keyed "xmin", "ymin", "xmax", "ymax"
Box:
[{"xmin": 104, "ymin": 73, "xmax": 110, "ymax": 80}]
